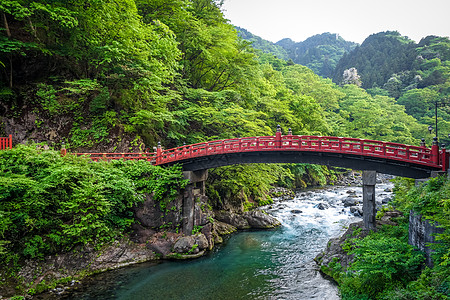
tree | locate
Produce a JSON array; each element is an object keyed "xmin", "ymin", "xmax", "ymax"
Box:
[{"xmin": 342, "ymin": 67, "xmax": 362, "ymax": 87}]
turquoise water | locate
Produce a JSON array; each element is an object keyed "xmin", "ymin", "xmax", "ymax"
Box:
[{"xmin": 51, "ymin": 184, "xmax": 392, "ymax": 300}]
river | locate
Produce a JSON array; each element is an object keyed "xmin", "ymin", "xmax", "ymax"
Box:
[{"xmin": 49, "ymin": 182, "xmax": 393, "ymax": 300}]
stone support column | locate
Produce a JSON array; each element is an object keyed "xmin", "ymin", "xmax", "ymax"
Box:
[
  {"xmin": 181, "ymin": 170, "xmax": 208, "ymax": 235},
  {"xmin": 362, "ymin": 170, "xmax": 377, "ymax": 231},
  {"xmin": 182, "ymin": 185, "xmax": 195, "ymax": 235}
]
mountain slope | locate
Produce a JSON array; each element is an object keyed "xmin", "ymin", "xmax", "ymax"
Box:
[{"xmin": 276, "ymin": 33, "xmax": 357, "ymax": 77}]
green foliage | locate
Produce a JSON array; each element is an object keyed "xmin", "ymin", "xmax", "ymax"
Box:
[
  {"xmin": 0, "ymin": 144, "xmax": 186, "ymax": 262},
  {"xmin": 192, "ymin": 225, "xmax": 203, "ymax": 235},
  {"xmin": 340, "ymin": 234, "xmax": 424, "ymax": 299},
  {"xmin": 206, "ymin": 164, "xmax": 292, "ymax": 210},
  {"xmin": 338, "ymin": 177, "xmax": 450, "ymax": 299},
  {"xmin": 333, "ymin": 31, "xmax": 416, "ymax": 90},
  {"xmin": 397, "ymin": 176, "xmax": 450, "ymax": 268}
]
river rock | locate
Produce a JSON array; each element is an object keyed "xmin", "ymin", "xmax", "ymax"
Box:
[
  {"xmin": 146, "ymin": 239, "xmax": 173, "ymax": 256},
  {"xmin": 243, "ymin": 211, "xmax": 281, "ymax": 229},
  {"xmin": 201, "ymin": 223, "xmax": 214, "ymax": 250},
  {"xmin": 173, "ymin": 236, "xmax": 197, "ymax": 254},
  {"xmin": 194, "ymin": 234, "xmax": 209, "ymax": 250},
  {"xmin": 350, "ymin": 206, "xmax": 363, "ymax": 217},
  {"xmin": 381, "ymin": 197, "xmax": 391, "ymax": 204},
  {"xmin": 214, "ymin": 210, "xmax": 250, "ymax": 229},
  {"xmin": 342, "ymin": 197, "xmax": 359, "ymax": 207},
  {"xmin": 291, "ymin": 209, "xmax": 303, "ymax": 214},
  {"xmin": 314, "ymin": 203, "xmax": 329, "ymax": 210},
  {"xmin": 147, "ymin": 232, "xmax": 182, "ymax": 257},
  {"xmin": 315, "ymin": 222, "xmax": 366, "ymax": 277},
  {"xmin": 213, "ymin": 220, "xmax": 237, "ymax": 235}
]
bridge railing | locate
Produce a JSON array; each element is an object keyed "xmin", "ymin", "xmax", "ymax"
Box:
[
  {"xmin": 280, "ymin": 135, "xmax": 434, "ymax": 165},
  {"xmin": 76, "ymin": 152, "xmax": 156, "ymax": 162},
  {"xmin": 75, "ymin": 134, "xmax": 444, "ymax": 170},
  {"xmin": 156, "ymin": 135, "xmax": 437, "ymax": 167},
  {"xmin": 0, "ymin": 135, "xmax": 12, "ymax": 150}
]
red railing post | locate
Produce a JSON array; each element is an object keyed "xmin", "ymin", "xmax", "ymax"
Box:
[
  {"xmin": 60, "ymin": 142, "xmax": 67, "ymax": 156},
  {"xmin": 156, "ymin": 142, "xmax": 162, "ymax": 165},
  {"xmin": 441, "ymin": 147, "xmax": 449, "ymax": 171},
  {"xmin": 431, "ymin": 137, "xmax": 440, "ymax": 166},
  {"xmin": 8, "ymin": 134, "xmax": 12, "ymax": 149},
  {"xmin": 275, "ymin": 125, "xmax": 282, "ymax": 148}
]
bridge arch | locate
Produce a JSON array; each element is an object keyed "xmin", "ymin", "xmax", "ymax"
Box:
[{"xmin": 154, "ymin": 135, "xmax": 447, "ymax": 179}]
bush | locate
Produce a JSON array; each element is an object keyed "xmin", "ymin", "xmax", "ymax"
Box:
[{"xmin": 0, "ymin": 144, "xmax": 187, "ymax": 262}]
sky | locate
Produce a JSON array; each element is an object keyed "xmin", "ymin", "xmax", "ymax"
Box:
[{"xmin": 221, "ymin": 0, "xmax": 450, "ymax": 44}]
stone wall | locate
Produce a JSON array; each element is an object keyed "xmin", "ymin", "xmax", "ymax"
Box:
[{"xmin": 409, "ymin": 210, "xmax": 444, "ymax": 267}]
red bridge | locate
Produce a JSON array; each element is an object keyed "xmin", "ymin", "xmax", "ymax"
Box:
[{"xmin": 76, "ymin": 130, "xmax": 449, "ymax": 179}]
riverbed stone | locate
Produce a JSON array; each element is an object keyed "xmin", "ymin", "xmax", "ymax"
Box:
[
  {"xmin": 342, "ymin": 196, "xmax": 359, "ymax": 207},
  {"xmin": 243, "ymin": 211, "xmax": 281, "ymax": 228},
  {"xmin": 147, "ymin": 232, "xmax": 181, "ymax": 257},
  {"xmin": 291, "ymin": 209, "xmax": 303, "ymax": 214},
  {"xmin": 201, "ymin": 223, "xmax": 214, "ymax": 250},
  {"xmin": 315, "ymin": 202, "xmax": 329, "ymax": 210},
  {"xmin": 350, "ymin": 206, "xmax": 363, "ymax": 217}
]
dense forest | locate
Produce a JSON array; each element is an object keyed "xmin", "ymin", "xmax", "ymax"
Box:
[
  {"xmin": 240, "ymin": 30, "xmax": 450, "ymax": 145},
  {"xmin": 0, "ymin": 0, "xmax": 449, "ymax": 298}
]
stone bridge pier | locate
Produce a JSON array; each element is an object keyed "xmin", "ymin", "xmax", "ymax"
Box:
[
  {"xmin": 362, "ymin": 170, "xmax": 377, "ymax": 231},
  {"xmin": 182, "ymin": 170, "xmax": 209, "ymax": 235}
]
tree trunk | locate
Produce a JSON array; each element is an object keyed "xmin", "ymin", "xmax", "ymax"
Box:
[
  {"xmin": 2, "ymin": 13, "xmax": 13, "ymax": 88},
  {"xmin": 2, "ymin": 13, "xmax": 11, "ymax": 37}
]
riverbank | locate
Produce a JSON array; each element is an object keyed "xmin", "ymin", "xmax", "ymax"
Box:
[
  {"xmin": 34, "ymin": 182, "xmax": 384, "ymax": 299},
  {"xmin": 0, "ymin": 170, "xmax": 391, "ymax": 299},
  {"xmin": 0, "ymin": 209, "xmax": 281, "ymax": 298}
]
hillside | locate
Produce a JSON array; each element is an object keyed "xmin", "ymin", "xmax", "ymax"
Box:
[
  {"xmin": 332, "ymin": 31, "xmax": 417, "ymax": 91},
  {"xmin": 235, "ymin": 29, "xmax": 357, "ymax": 78},
  {"xmin": 236, "ymin": 26, "xmax": 289, "ymax": 60},
  {"xmin": 275, "ymin": 33, "xmax": 358, "ymax": 78}
]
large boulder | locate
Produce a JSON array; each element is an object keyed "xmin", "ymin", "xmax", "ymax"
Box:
[
  {"xmin": 146, "ymin": 232, "xmax": 181, "ymax": 257},
  {"xmin": 172, "ymin": 234, "xmax": 209, "ymax": 254},
  {"xmin": 194, "ymin": 234, "xmax": 209, "ymax": 250},
  {"xmin": 243, "ymin": 211, "xmax": 281, "ymax": 229},
  {"xmin": 315, "ymin": 202, "xmax": 329, "ymax": 210},
  {"xmin": 213, "ymin": 220, "xmax": 237, "ymax": 236},
  {"xmin": 214, "ymin": 210, "xmax": 250, "ymax": 229},
  {"xmin": 173, "ymin": 236, "xmax": 197, "ymax": 254}
]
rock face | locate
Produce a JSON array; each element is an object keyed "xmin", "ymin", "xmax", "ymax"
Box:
[
  {"xmin": 133, "ymin": 193, "xmax": 183, "ymax": 232},
  {"xmin": 409, "ymin": 210, "xmax": 445, "ymax": 267},
  {"xmin": 16, "ymin": 238, "xmax": 158, "ymax": 294},
  {"xmin": 315, "ymin": 221, "xmax": 365, "ymax": 279}
]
